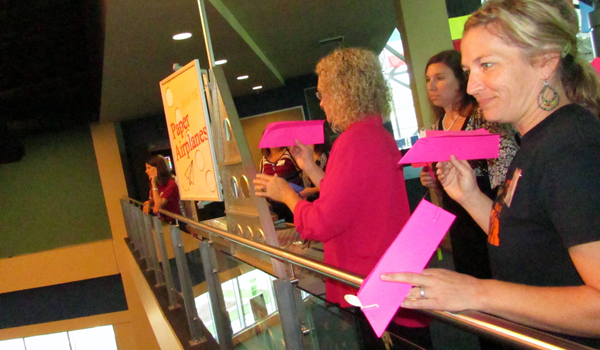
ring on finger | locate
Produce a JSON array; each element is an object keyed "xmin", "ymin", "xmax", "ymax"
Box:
[{"xmin": 420, "ymin": 286, "xmax": 426, "ymax": 299}]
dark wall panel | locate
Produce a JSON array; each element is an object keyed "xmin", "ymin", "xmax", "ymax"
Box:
[{"xmin": 0, "ymin": 274, "xmax": 128, "ymax": 329}]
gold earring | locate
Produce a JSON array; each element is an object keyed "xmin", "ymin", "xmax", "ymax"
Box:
[{"xmin": 537, "ymin": 81, "xmax": 559, "ymax": 111}]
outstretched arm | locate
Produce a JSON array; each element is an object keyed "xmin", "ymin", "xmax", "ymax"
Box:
[{"xmin": 381, "ymin": 240, "xmax": 600, "ymax": 337}]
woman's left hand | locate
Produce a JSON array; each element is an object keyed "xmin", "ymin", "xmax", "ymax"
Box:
[
  {"xmin": 254, "ymin": 173, "xmax": 296, "ymax": 203},
  {"xmin": 289, "ymin": 140, "xmax": 314, "ymax": 171},
  {"xmin": 380, "ymin": 268, "xmax": 482, "ymax": 312}
]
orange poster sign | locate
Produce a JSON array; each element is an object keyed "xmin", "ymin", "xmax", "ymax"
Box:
[{"xmin": 159, "ymin": 60, "xmax": 222, "ymax": 201}]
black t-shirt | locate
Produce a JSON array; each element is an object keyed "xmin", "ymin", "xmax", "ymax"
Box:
[{"xmin": 489, "ymin": 104, "xmax": 600, "ymax": 347}]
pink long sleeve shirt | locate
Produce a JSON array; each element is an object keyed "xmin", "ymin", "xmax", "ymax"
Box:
[{"xmin": 294, "ymin": 116, "xmax": 411, "ymax": 307}]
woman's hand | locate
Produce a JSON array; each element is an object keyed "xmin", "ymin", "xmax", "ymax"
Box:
[
  {"xmin": 142, "ymin": 201, "xmax": 151, "ymax": 214},
  {"xmin": 147, "ymin": 167, "xmax": 157, "ymax": 182},
  {"xmin": 299, "ymin": 186, "xmax": 319, "ymax": 199},
  {"xmin": 289, "ymin": 140, "xmax": 314, "ymax": 171},
  {"xmin": 254, "ymin": 174, "xmax": 302, "ymax": 212},
  {"xmin": 253, "ymin": 174, "xmax": 295, "ymax": 202},
  {"xmin": 437, "ymin": 155, "xmax": 480, "ymax": 205},
  {"xmin": 420, "ymin": 166, "xmax": 439, "ymax": 190},
  {"xmin": 380, "ymin": 268, "xmax": 482, "ymax": 312}
]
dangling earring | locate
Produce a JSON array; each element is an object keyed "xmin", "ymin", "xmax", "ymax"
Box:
[{"xmin": 537, "ymin": 80, "xmax": 559, "ymax": 111}]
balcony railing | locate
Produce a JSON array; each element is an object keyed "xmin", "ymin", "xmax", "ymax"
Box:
[{"xmin": 121, "ymin": 198, "xmax": 595, "ymax": 350}]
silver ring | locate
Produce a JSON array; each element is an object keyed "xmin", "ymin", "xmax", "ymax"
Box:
[{"xmin": 420, "ymin": 286, "xmax": 426, "ymax": 299}]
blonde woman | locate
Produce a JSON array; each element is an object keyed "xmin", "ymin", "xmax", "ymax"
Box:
[{"xmin": 383, "ymin": 1, "xmax": 600, "ymax": 346}]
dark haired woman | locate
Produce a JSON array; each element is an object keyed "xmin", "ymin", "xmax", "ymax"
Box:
[
  {"xmin": 142, "ymin": 155, "xmax": 182, "ymax": 225},
  {"xmin": 259, "ymin": 146, "xmax": 301, "ymax": 222},
  {"xmin": 421, "ymin": 49, "xmax": 519, "ymax": 279}
]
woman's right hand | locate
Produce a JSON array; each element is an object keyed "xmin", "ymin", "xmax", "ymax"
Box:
[{"xmin": 437, "ymin": 155, "xmax": 479, "ymax": 205}]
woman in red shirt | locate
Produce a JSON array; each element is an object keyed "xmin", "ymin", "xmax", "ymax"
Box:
[{"xmin": 142, "ymin": 155, "xmax": 182, "ymax": 225}]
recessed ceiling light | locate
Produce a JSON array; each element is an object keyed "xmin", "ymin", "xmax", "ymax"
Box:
[
  {"xmin": 173, "ymin": 32, "xmax": 192, "ymax": 40},
  {"xmin": 237, "ymin": 75, "xmax": 249, "ymax": 80},
  {"xmin": 252, "ymin": 86, "xmax": 263, "ymax": 90},
  {"xmin": 215, "ymin": 59, "xmax": 227, "ymax": 65}
]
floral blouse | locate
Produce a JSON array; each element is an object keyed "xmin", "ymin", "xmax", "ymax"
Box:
[{"xmin": 432, "ymin": 108, "xmax": 520, "ymax": 189}]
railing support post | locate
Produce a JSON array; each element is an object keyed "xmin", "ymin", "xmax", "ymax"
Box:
[
  {"xmin": 199, "ymin": 240, "xmax": 234, "ymax": 350},
  {"xmin": 152, "ymin": 216, "xmax": 180, "ymax": 309},
  {"xmin": 142, "ymin": 213, "xmax": 165, "ymax": 285},
  {"xmin": 132, "ymin": 205, "xmax": 149, "ymax": 263},
  {"xmin": 170, "ymin": 225, "xmax": 207, "ymax": 346},
  {"xmin": 273, "ymin": 278, "xmax": 304, "ymax": 350}
]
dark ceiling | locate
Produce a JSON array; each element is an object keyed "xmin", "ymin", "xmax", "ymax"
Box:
[
  {"xmin": 4, "ymin": 0, "xmax": 585, "ymax": 139},
  {"xmin": 1, "ymin": 0, "xmax": 104, "ymax": 134}
]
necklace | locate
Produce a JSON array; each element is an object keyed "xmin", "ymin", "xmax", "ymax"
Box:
[{"xmin": 442, "ymin": 112, "xmax": 460, "ymax": 131}]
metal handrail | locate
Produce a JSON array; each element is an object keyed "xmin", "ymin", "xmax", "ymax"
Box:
[{"xmin": 128, "ymin": 198, "xmax": 595, "ymax": 350}]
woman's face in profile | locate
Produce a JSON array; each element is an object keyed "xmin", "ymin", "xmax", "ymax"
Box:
[
  {"xmin": 145, "ymin": 163, "xmax": 157, "ymax": 180},
  {"xmin": 461, "ymin": 26, "xmax": 542, "ymax": 127},
  {"xmin": 426, "ymin": 62, "xmax": 461, "ymax": 110}
]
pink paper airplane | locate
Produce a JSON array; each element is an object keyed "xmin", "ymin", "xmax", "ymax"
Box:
[
  {"xmin": 399, "ymin": 129, "xmax": 500, "ymax": 167},
  {"xmin": 346, "ymin": 199, "xmax": 455, "ymax": 337},
  {"xmin": 258, "ymin": 120, "xmax": 325, "ymax": 148},
  {"xmin": 591, "ymin": 57, "xmax": 600, "ymax": 76}
]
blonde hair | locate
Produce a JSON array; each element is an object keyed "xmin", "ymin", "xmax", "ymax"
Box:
[
  {"xmin": 464, "ymin": 0, "xmax": 600, "ymax": 117},
  {"xmin": 315, "ymin": 48, "xmax": 391, "ymax": 132}
]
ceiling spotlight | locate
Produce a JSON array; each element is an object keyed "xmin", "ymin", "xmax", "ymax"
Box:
[
  {"xmin": 237, "ymin": 75, "xmax": 249, "ymax": 80},
  {"xmin": 215, "ymin": 59, "xmax": 227, "ymax": 65},
  {"xmin": 252, "ymin": 86, "xmax": 263, "ymax": 90},
  {"xmin": 173, "ymin": 32, "xmax": 192, "ymax": 40}
]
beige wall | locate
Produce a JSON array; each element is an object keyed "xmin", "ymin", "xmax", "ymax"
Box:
[
  {"xmin": 0, "ymin": 123, "xmax": 186, "ymax": 350},
  {"xmin": 240, "ymin": 106, "xmax": 305, "ymax": 170},
  {"xmin": 394, "ymin": 0, "xmax": 453, "ymax": 130}
]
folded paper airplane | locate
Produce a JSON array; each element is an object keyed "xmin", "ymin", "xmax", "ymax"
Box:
[
  {"xmin": 258, "ymin": 120, "xmax": 325, "ymax": 148},
  {"xmin": 399, "ymin": 129, "xmax": 500, "ymax": 167},
  {"xmin": 345, "ymin": 199, "xmax": 455, "ymax": 337}
]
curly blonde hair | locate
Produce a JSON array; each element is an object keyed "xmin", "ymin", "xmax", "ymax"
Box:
[
  {"xmin": 465, "ymin": 0, "xmax": 600, "ymax": 117},
  {"xmin": 316, "ymin": 48, "xmax": 391, "ymax": 132}
]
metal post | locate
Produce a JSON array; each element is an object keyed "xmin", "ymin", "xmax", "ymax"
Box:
[
  {"xmin": 123, "ymin": 200, "xmax": 139, "ymax": 251},
  {"xmin": 153, "ymin": 216, "xmax": 180, "ymax": 309},
  {"xmin": 132, "ymin": 205, "xmax": 148, "ymax": 261},
  {"xmin": 590, "ymin": 1, "xmax": 600, "ymax": 58},
  {"xmin": 170, "ymin": 225, "xmax": 207, "ymax": 345},
  {"xmin": 199, "ymin": 240, "xmax": 234, "ymax": 350},
  {"xmin": 142, "ymin": 213, "xmax": 164, "ymax": 285},
  {"xmin": 273, "ymin": 278, "xmax": 304, "ymax": 350},
  {"xmin": 120, "ymin": 200, "xmax": 135, "ymax": 246},
  {"xmin": 126, "ymin": 201, "xmax": 143, "ymax": 254},
  {"xmin": 197, "ymin": 0, "xmax": 215, "ymax": 68}
]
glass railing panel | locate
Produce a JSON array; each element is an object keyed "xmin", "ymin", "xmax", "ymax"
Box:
[{"xmin": 123, "ymin": 200, "xmax": 599, "ymax": 350}]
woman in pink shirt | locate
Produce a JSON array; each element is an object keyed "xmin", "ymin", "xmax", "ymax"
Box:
[{"xmin": 254, "ymin": 48, "xmax": 425, "ymax": 348}]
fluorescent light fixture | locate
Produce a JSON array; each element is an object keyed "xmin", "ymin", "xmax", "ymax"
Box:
[
  {"xmin": 215, "ymin": 59, "xmax": 227, "ymax": 65},
  {"xmin": 172, "ymin": 32, "xmax": 192, "ymax": 40},
  {"xmin": 237, "ymin": 75, "xmax": 249, "ymax": 80},
  {"xmin": 252, "ymin": 86, "xmax": 263, "ymax": 90}
]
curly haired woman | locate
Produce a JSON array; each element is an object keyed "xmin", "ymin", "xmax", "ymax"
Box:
[{"xmin": 254, "ymin": 48, "xmax": 423, "ymax": 348}]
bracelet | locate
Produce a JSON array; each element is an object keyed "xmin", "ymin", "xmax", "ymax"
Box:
[{"xmin": 152, "ymin": 187, "xmax": 158, "ymax": 191}]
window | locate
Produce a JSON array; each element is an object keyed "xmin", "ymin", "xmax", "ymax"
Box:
[
  {"xmin": 0, "ymin": 325, "xmax": 118, "ymax": 350},
  {"xmin": 380, "ymin": 29, "xmax": 419, "ymax": 149},
  {"xmin": 196, "ymin": 268, "xmax": 279, "ymax": 339}
]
